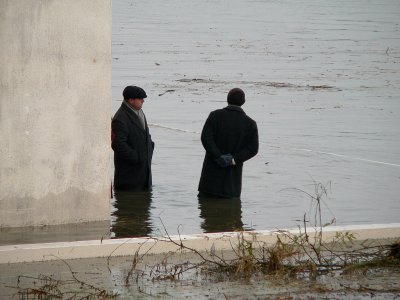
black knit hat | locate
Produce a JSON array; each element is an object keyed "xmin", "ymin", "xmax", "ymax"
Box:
[
  {"xmin": 227, "ymin": 88, "xmax": 245, "ymax": 106},
  {"xmin": 123, "ymin": 86, "xmax": 147, "ymax": 100}
]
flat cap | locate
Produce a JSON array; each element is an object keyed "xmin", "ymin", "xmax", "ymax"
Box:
[{"xmin": 123, "ymin": 86, "xmax": 147, "ymax": 100}]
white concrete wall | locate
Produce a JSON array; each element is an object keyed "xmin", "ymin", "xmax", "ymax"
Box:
[{"xmin": 0, "ymin": 0, "xmax": 112, "ymax": 227}]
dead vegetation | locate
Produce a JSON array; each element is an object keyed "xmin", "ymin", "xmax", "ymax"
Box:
[
  {"xmin": 118, "ymin": 183, "xmax": 399, "ymax": 289},
  {"xmin": 15, "ymin": 273, "xmax": 118, "ymax": 299},
  {"xmin": 134, "ymin": 182, "xmax": 400, "ymax": 290},
  {"xmin": 11, "ymin": 182, "xmax": 400, "ymax": 299}
]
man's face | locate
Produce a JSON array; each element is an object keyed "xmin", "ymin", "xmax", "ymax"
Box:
[{"xmin": 128, "ymin": 98, "xmax": 144, "ymax": 110}]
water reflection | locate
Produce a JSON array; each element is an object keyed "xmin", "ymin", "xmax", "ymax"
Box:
[
  {"xmin": 0, "ymin": 221, "xmax": 110, "ymax": 246},
  {"xmin": 111, "ymin": 191, "xmax": 153, "ymax": 238},
  {"xmin": 198, "ymin": 195, "xmax": 245, "ymax": 233}
]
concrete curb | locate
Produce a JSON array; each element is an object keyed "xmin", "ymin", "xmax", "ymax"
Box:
[{"xmin": 1, "ymin": 223, "xmax": 399, "ymax": 264}]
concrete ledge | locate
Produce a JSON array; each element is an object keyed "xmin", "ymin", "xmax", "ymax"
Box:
[{"xmin": 1, "ymin": 223, "xmax": 399, "ymax": 264}]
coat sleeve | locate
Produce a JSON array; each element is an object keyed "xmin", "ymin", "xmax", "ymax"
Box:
[
  {"xmin": 201, "ymin": 112, "xmax": 222, "ymax": 160},
  {"xmin": 233, "ymin": 122, "xmax": 259, "ymax": 163},
  {"xmin": 111, "ymin": 119, "xmax": 140, "ymax": 163}
]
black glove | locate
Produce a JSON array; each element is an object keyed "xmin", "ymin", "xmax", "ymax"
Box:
[{"xmin": 215, "ymin": 154, "xmax": 233, "ymax": 168}]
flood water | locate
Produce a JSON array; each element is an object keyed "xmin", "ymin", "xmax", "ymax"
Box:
[{"xmin": 111, "ymin": 0, "xmax": 400, "ymax": 237}]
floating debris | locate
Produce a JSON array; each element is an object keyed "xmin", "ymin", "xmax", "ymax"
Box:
[
  {"xmin": 158, "ymin": 89, "xmax": 175, "ymax": 96},
  {"xmin": 309, "ymin": 85, "xmax": 333, "ymax": 90},
  {"xmin": 176, "ymin": 78, "xmax": 334, "ymax": 91}
]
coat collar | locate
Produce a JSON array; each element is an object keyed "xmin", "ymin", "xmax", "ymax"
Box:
[
  {"xmin": 121, "ymin": 102, "xmax": 146, "ymax": 131},
  {"xmin": 123, "ymin": 100, "xmax": 140, "ymax": 115},
  {"xmin": 224, "ymin": 105, "xmax": 245, "ymax": 114}
]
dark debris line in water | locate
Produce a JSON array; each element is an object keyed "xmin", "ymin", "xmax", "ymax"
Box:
[{"xmin": 176, "ymin": 78, "xmax": 335, "ymax": 90}]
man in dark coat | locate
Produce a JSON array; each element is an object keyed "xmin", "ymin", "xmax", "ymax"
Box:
[
  {"xmin": 198, "ymin": 88, "xmax": 259, "ymax": 198},
  {"xmin": 112, "ymin": 86, "xmax": 154, "ymax": 191}
]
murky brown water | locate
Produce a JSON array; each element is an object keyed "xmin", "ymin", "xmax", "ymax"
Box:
[
  {"xmin": 111, "ymin": 0, "xmax": 400, "ymax": 238},
  {"xmin": 1, "ymin": 250, "xmax": 399, "ymax": 299}
]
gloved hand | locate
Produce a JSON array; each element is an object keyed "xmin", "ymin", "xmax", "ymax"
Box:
[{"xmin": 215, "ymin": 154, "xmax": 233, "ymax": 168}]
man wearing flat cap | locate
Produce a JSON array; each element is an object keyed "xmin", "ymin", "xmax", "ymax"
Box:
[
  {"xmin": 112, "ymin": 86, "xmax": 154, "ymax": 191},
  {"xmin": 198, "ymin": 88, "xmax": 259, "ymax": 198}
]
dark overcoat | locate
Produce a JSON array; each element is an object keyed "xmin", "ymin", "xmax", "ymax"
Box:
[
  {"xmin": 112, "ymin": 103, "xmax": 154, "ymax": 191},
  {"xmin": 198, "ymin": 106, "xmax": 259, "ymax": 198}
]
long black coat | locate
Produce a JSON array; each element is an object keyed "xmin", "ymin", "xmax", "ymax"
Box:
[
  {"xmin": 112, "ymin": 103, "xmax": 154, "ymax": 191},
  {"xmin": 198, "ymin": 106, "xmax": 259, "ymax": 198}
]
